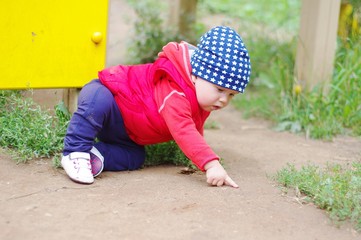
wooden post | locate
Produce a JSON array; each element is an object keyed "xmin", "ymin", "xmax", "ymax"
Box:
[
  {"xmin": 169, "ymin": 0, "xmax": 197, "ymax": 43},
  {"xmin": 295, "ymin": 0, "xmax": 341, "ymax": 91},
  {"xmin": 62, "ymin": 89, "xmax": 80, "ymax": 114}
]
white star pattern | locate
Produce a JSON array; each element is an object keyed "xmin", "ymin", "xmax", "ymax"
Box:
[{"xmin": 190, "ymin": 26, "xmax": 251, "ymax": 93}]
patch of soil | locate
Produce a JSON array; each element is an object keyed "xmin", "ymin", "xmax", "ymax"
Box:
[{"xmin": 1, "ymin": 106, "xmax": 360, "ymax": 240}]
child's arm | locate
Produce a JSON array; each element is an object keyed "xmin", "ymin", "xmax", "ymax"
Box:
[
  {"xmin": 204, "ymin": 160, "xmax": 239, "ymax": 188},
  {"xmin": 154, "ymin": 77, "xmax": 237, "ymax": 188}
]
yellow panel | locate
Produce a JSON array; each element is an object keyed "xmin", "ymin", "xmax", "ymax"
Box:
[{"xmin": 0, "ymin": 0, "xmax": 108, "ymax": 89}]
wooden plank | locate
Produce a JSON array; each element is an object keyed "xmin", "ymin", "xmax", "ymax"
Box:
[
  {"xmin": 62, "ymin": 89, "xmax": 80, "ymax": 114},
  {"xmin": 295, "ymin": 0, "xmax": 341, "ymax": 91}
]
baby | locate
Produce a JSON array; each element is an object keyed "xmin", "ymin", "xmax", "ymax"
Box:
[{"xmin": 61, "ymin": 26, "xmax": 251, "ymax": 187}]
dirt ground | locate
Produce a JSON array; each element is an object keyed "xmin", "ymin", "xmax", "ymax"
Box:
[
  {"xmin": 1, "ymin": 105, "xmax": 361, "ymax": 240},
  {"xmin": 2, "ymin": 0, "xmax": 361, "ymax": 239}
]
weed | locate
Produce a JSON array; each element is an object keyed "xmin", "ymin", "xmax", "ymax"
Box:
[
  {"xmin": 199, "ymin": 0, "xmax": 300, "ymax": 32},
  {"xmin": 275, "ymin": 163, "xmax": 361, "ymax": 231},
  {"xmin": 144, "ymin": 141, "xmax": 194, "ymax": 169},
  {"xmin": 0, "ymin": 90, "xmax": 70, "ymax": 162},
  {"xmin": 232, "ymin": 34, "xmax": 296, "ymax": 121},
  {"xmin": 126, "ymin": 0, "xmax": 183, "ymax": 64},
  {"xmin": 204, "ymin": 120, "xmax": 220, "ymax": 130}
]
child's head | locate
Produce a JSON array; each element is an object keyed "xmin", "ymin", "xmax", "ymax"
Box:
[
  {"xmin": 191, "ymin": 26, "xmax": 251, "ymax": 93},
  {"xmin": 190, "ymin": 26, "xmax": 251, "ymax": 112}
]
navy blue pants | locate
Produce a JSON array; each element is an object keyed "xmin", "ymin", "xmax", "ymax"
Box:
[{"xmin": 63, "ymin": 80, "xmax": 145, "ymax": 171}]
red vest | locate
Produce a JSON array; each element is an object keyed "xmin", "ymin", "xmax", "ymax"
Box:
[{"xmin": 98, "ymin": 57, "xmax": 209, "ymax": 145}]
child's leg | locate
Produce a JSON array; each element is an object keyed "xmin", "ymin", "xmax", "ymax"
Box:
[
  {"xmin": 94, "ymin": 93, "xmax": 146, "ymax": 171},
  {"xmin": 63, "ymin": 79, "xmax": 114, "ymax": 155},
  {"xmin": 94, "ymin": 142, "xmax": 145, "ymax": 171},
  {"xmin": 62, "ymin": 79, "xmax": 116, "ymax": 183},
  {"xmin": 63, "ymin": 79, "xmax": 145, "ymax": 172}
]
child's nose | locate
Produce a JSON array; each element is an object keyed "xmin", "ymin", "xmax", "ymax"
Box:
[{"xmin": 219, "ymin": 94, "xmax": 229, "ymax": 105}]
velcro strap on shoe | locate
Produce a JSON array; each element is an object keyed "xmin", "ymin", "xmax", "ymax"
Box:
[{"xmin": 69, "ymin": 152, "xmax": 90, "ymax": 160}]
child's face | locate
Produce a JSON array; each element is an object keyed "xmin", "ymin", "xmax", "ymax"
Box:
[{"xmin": 192, "ymin": 75, "xmax": 239, "ymax": 112}]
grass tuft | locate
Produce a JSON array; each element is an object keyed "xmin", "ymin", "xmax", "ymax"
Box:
[
  {"xmin": 0, "ymin": 90, "xmax": 70, "ymax": 162},
  {"xmin": 275, "ymin": 163, "xmax": 361, "ymax": 230},
  {"xmin": 144, "ymin": 141, "xmax": 194, "ymax": 169}
]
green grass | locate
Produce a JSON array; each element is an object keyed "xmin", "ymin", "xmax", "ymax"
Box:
[
  {"xmin": 125, "ymin": 0, "xmax": 183, "ymax": 64},
  {"xmin": 0, "ymin": 90, "xmax": 70, "ymax": 162},
  {"xmin": 144, "ymin": 141, "xmax": 194, "ymax": 169},
  {"xmin": 275, "ymin": 163, "xmax": 361, "ymax": 230},
  {"xmin": 199, "ymin": 0, "xmax": 300, "ymax": 32}
]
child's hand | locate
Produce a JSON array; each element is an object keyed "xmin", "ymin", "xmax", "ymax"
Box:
[{"xmin": 204, "ymin": 160, "xmax": 239, "ymax": 188}]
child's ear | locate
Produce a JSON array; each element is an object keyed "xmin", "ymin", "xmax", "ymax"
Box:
[{"xmin": 191, "ymin": 75, "xmax": 197, "ymax": 84}]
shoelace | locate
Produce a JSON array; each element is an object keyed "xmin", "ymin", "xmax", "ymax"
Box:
[{"xmin": 72, "ymin": 158, "xmax": 91, "ymax": 172}]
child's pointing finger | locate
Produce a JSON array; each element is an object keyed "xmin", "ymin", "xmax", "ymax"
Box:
[{"xmin": 225, "ymin": 176, "xmax": 239, "ymax": 188}]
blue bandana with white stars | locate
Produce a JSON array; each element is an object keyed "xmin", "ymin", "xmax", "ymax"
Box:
[{"xmin": 190, "ymin": 26, "xmax": 251, "ymax": 93}]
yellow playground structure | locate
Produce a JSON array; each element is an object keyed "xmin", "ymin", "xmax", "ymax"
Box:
[{"xmin": 0, "ymin": 0, "xmax": 108, "ymax": 89}]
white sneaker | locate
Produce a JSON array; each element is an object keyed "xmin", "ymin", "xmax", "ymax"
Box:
[
  {"xmin": 61, "ymin": 152, "xmax": 94, "ymax": 184},
  {"xmin": 90, "ymin": 146, "xmax": 104, "ymax": 177}
]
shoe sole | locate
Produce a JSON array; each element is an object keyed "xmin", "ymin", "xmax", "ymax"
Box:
[
  {"xmin": 68, "ymin": 177, "xmax": 94, "ymax": 184},
  {"xmin": 90, "ymin": 147, "xmax": 104, "ymax": 177}
]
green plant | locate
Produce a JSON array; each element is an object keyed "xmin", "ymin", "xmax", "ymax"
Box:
[
  {"xmin": 0, "ymin": 90, "xmax": 70, "ymax": 162},
  {"xmin": 329, "ymin": 38, "xmax": 361, "ymax": 135},
  {"xmin": 274, "ymin": 38, "xmax": 361, "ymax": 139},
  {"xmin": 275, "ymin": 163, "xmax": 361, "ymax": 231},
  {"xmin": 199, "ymin": 0, "xmax": 301, "ymax": 32},
  {"xmin": 144, "ymin": 141, "xmax": 194, "ymax": 169},
  {"xmin": 232, "ymin": 34, "xmax": 296, "ymax": 121},
  {"xmin": 126, "ymin": 0, "xmax": 183, "ymax": 64},
  {"xmin": 345, "ymin": 0, "xmax": 361, "ymax": 9},
  {"xmin": 204, "ymin": 120, "xmax": 220, "ymax": 130}
]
